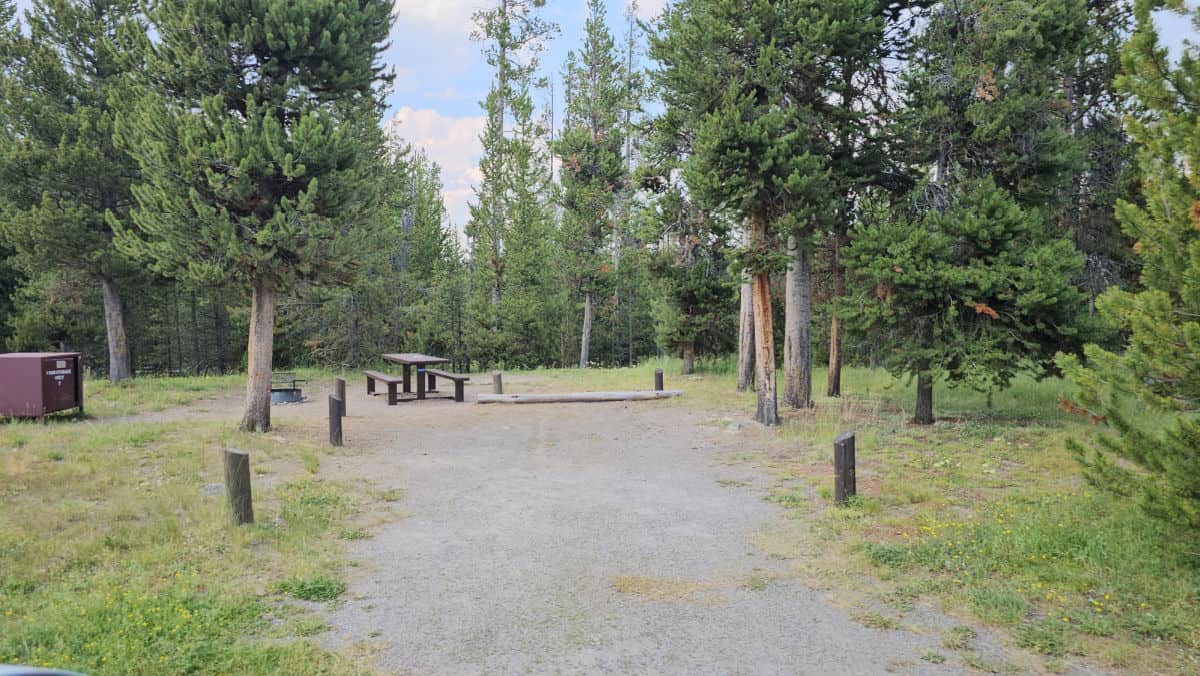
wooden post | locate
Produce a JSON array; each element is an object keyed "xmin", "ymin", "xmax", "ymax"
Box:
[
  {"xmin": 834, "ymin": 431, "xmax": 856, "ymax": 506},
  {"xmin": 335, "ymin": 377, "xmax": 346, "ymax": 416},
  {"xmin": 416, "ymin": 368, "xmax": 426, "ymax": 400},
  {"xmin": 654, "ymin": 368, "xmax": 664, "ymax": 392},
  {"xmin": 223, "ymin": 448, "xmax": 254, "ymax": 525},
  {"xmin": 329, "ymin": 395, "xmax": 343, "ymax": 447},
  {"xmin": 493, "ymin": 371, "xmax": 503, "ymax": 395}
]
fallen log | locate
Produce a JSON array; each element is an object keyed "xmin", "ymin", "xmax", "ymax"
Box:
[{"xmin": 476, "ymin": 390, "xmax": 683, "ymax": 405}]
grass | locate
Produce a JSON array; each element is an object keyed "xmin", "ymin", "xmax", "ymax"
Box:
[
  {"xmin": 82, "ymin": 373, "xmax": 247, "ymax": 417},
  {"xmin": 852, "ymin": 611, "xmax": 901, "ymax": 630},
  {"xmin": 695, "ymin": 363, "xmax": 1200, "ymax": 673},
  {"xmin": 0, "ymin": 374, "xmax": 375, "ymax": 674},
  {"xmin": 276, "ymin": 575, "xmax": 347, "ymax": 603}
]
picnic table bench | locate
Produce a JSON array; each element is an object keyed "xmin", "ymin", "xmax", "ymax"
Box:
[
  {"xmin": 423, "ymin": 368, "xmax": 469, "ymax": 402},
  {"xmin": 363, "ymin": 370, "xmax": 404, "ymax": 405}
]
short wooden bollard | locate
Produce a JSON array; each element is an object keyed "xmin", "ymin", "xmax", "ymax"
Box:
[
  {"xmin": 834, "ymin": 431, "xmax": 856, "ymax": 506},
  {"xmin": 654, "ymin": 368, "xmax": 664, "ymax": 392},
  {"xmin": 329, "ymin": 395, "xmax": 343, "ymax": 447},
  {"xmin": 223, "ymin": 448, "xmax": 254, "ymax": 525},
  {"xmin": 493, "ymin": 371, "xmax": 503, "ymax": 395},
  {"xmin": 335, "ymin": 377, "xmax": 346, "ymax": 416}
]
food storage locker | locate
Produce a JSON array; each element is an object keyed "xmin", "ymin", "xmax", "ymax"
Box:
[{"xmin": 0, "ymin": 352, "xmax": 84, "ymax": 422}]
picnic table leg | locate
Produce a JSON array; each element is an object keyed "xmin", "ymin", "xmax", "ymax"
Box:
[
  {"xmin": 387, "ymin": 382, "xmax": 398, "ymax": 405},
  {"xmin": 428, "ymin": 372, "xmax": 437, "ymax": 393},
  {"xmin": 367, "ymin": 375, "xmax": 375, "ymax": 396},
  {"xmin": 454, "ymin": 380, "xmax": 465, "ymax": 403},
  {"xmin": 402, "ymin": 364, "xmax": 412, "ymax": 393},
  {"xmin": 417, "ymin": 368, "xmax": 426, "ymax": 400}
]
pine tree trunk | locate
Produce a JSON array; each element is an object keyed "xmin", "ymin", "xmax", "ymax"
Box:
[
  {"xmin": 784, "ymin": 235, "xmax": 813, "ymax": 409},
  {"xmin": 579, "ymin": 291, "xmax": 593, "ymax": 368},
  {"xmin": 100, "ymin": 277, "xmax": 131, "ymax": 383},
  {"xmin": 827, "ymin": 230, "xmax": 845, "ymax": 397},
  {"xmin": 241, "ymin": 279, "xmax": 276, "ymax": 433},
  {"xmin": 736, "ymin": 228, "xmax": 755, "ymax": 393},
  {"xmin": 681, "ymin": 341, "xmax": 695, "ymax": 375},
  {"xmin": 749, "ymin": 210, "xmax": 778, "ymax": 426},
  {"xmin": 914, "ymin": 370, "xmax": 934, "ymax": 425},
  {"xmin": 190, "ymin": 291, "xmax": 200, "ymax": 374},
  {"xmin": 214, "ymin": 300, "xmax": 227, "ymax": 374}
]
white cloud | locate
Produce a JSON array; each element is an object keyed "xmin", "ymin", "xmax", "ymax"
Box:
[
  {"xmin": 625, "ymin": 0, "xmax": 667, "ymax": 20},
  {"xmin": 392, "ymin": 0, "xmax": 479, "ymax": 32},
  {"xmin": 384, "ymin": 107, "xmax": 486, "ymax": 228}
]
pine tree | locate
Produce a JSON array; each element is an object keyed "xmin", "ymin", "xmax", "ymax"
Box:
[
  {"xmin": 0, "ymin": 0, "xmax": 18, "ymax": 350},
  {"xmin": 822, "ymin": 1, "xmax": 920, "ymax": 398},
  {"xmin": 1058, "ymin": 0, "xmax": 1200, "ymax": 529},
  {"xmin": 1060, "ymin": 3, "xmax": 1139, "ymax": 315},
  {"xmin": 0, "ymin": 0, "xmax": 144, "ymax": 382},
  {"xmin": 647, "ymin": 184, "xmax": 736, "ymax": 373},
  {"xmin": 649, "ymin": 0, "xmax": 837, "ymax": 424},
  {"xmin": 556, "ymin": 0, "xmax": 628, "ymax": 369},
  {"xmin": 500, "ymin": 76, "xmax": 563, "ymax": 368},
  {"xmin": 466, "ymin": 0, "xmax": 558, "ymax": 369},
  {"xmin": 844, "ymin": 0, "xmax": 1090, "ymax": 424},
  {"xmin": 114, "ymin": 0, "xmax": 393, "ymax": 431}
]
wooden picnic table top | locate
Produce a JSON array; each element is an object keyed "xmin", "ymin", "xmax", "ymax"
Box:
[{"xmin": 381, "ymin": 353, "xmax": 450, "ymax": 367}]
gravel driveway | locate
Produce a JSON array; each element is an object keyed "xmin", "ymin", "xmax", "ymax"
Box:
[{"xmin": 314, "ymin": 392, "xmax": 992, "ymax": 675}]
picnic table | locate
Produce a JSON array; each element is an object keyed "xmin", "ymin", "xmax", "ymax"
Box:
[
  {"xmin": 381, "ymin": 353, "xmax": 449, "ymax": 395},
  {"xmin": 368, "ymin": 353, "xmax": 471, "ymax": 403}
]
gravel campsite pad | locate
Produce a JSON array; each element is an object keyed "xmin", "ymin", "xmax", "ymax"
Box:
[{"xmin": 291, "ymin": 385, "xmax": 1057, "ymax": 675}]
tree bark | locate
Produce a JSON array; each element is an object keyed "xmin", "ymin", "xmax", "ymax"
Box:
[
  {"xmin": 681, "ymin": 341, "xmax": 695, "ymax": 375},
  {"xmin": 736, "ymin": 227, "xmax": 755, "ymax": 392},
  {"xmin": 241, "ymin": 279, "xmax": 277, "ymax": 432},
  {"xmin": 100, "ymin": 277, "xmax": 131, "ymax": 383},
  {"xmin": 749, "ymin": 210, "xmax": 779, "ymax": 426},
  {"xmin": 579, "ymin": 291, "xmax": 593, "ymax": 368},
  {"xmin": 827, "ymin": 230, "xmax": 846, "ymax": 397},
  {"xmin": 914, "ymin": 370, "xmax": 934, "ymax": 425},
  {"xmin": 784, "ymin": 235, "xmax": 813, "ymax": 409},
  {"xmin": 189, "ymin": 291, "xmax": 200, "ymax": 374}
]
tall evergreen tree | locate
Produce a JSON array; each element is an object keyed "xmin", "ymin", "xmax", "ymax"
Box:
[
  {"xmin": 647, "ymin": 183, "xmax": 737, "ymax": 373},
  {"xmin": 500, "ymin": 75, "xmax": 563, "ymax": 368},
  {"xmin": 0, "ymin": 0, "xmax": 144, "ymax": 382},
  {"xmin": 649, "ymin": 0, "xmax": 836, "ymax": 424},
  {"xmin": 1059, "ymin": 0, "xmax": 1200, "ymax": 529},
  {"xmin": 466, "ymin": 0, "xmax": 558, "ymax": 368},
  {"xmin": 114, "ymin": 0, "xmax": 393, "ymax": 431},
  {"xmin": 1060, "ymin": 3, "xmax": 1139, "ymax": 314},
  {"xmin": 844, "ymin": 0, "xmax": 1090, "ymax": 423},
  {"xmin": 556, "ymin": 0, "xmax": 628, "ymax": 368}
]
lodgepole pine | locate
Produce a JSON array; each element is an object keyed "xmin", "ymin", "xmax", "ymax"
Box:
[
  {"xmin": 0, "ymin": 0, "xmax": 143, "ymax": 382},
  {"xmin": 114, "ymin": 0, "xmax": 393, "ymax": 432},
  {"xmin": 1058, "ymin": 0, "xmax": 1200, "ymax": 529}
]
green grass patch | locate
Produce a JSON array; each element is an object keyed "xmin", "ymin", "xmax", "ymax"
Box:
[
  {"xmin": 275, "ymin": 576, "xmax": 346, "ymax": 603},
  {"xmin": 920, "ymin": 650, "xmax": 947, "ymax": 664},
  {"xmin": 942, "ymin": 625, "xmax": 978, "ymax": 650},
  {"xmin": 0, "ymin": 408, "xmax": 364, "ymax": 674},
  {"xmin": 83, "ymin": 373, "xmax": 245, "ymax": 417},
  {"xmin": 852, "ymin": 611, "xmax": 901, "ymax": 630},
  {"xmin": 969, "ymin": 588, "xmax": 1029, "ymax": 626}
]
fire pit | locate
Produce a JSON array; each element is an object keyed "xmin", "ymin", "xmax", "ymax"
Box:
[{"xmin": 270, "ymin": 372, "xmax": 307, "ymax": 404}]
